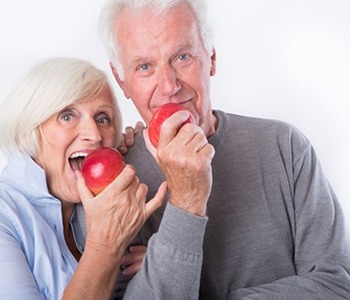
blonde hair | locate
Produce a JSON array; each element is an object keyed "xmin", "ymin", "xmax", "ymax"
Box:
[
  {"xmin": 0, "ymin": 57, "xmax": 122, "ymax": 157},
  {"xmin": 98, "ymin": 0, "xmax": 214, "ymax": 79}
]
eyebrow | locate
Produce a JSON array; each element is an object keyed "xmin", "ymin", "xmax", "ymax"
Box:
[
  {"xmin": 171, "ymin": 42, "xmax": 193, "ymax": 57},
  {"xmin": 129, "ymin": 42, "xmax": 194, "ymax": 67},
  {"xmin": 98, "ymin": 104, "xmax": 115, "ymax": 111}
]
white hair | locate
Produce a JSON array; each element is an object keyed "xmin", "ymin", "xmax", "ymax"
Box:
[
  {"xmin": 0, "ymin": 57, "xmax": 122, "ymax": 157},
  {"xmin": 98, "ymin": 0, "xmax": 214, "ymax": 79}
]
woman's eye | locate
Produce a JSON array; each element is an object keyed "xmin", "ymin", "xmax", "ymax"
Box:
[
  {"xmin": 63, "ymin": 115, "xmax": 71, "ymax": 122},
  {"xmin": 60, "ymin": 112, "xmax": 74, "ymax": 123},
  {"xmin": 96, "ymin": 114, "xmax": 111, "ymax": 125}
]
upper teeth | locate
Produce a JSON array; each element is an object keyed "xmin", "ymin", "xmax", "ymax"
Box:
[{"xmin": 70, "ymin": 152, "xmax": 88, "ymax": 159}]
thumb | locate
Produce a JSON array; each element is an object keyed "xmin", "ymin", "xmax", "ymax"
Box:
[
  {"xmin": 145, "ymin": 181, "xmax": 167, "ymax": 218},
  {"xmin": 75, "ymin": 170, "xmax": 94, "ymax": 204},
  {"xmin": 143, "ymin": 128, "xmax": 158, "ymax": 159}
]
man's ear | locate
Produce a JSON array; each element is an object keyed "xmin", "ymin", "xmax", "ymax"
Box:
[
  {"xmin": 210, "ymin": 49, "xmax": 216, "ymax": 76},
  {"xmin": 110, "ymin": 62, "xmax": 130, "ymax": 99}
]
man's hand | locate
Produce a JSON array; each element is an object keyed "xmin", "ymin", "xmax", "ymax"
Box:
[{"xmin": 144, "ymin": 111, "xmax": 215, "ymax": 217}]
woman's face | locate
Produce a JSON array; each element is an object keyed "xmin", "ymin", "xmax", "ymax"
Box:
[{"xmin": 35, "ymin": 90, "xmax": 117, "ymax": 203}]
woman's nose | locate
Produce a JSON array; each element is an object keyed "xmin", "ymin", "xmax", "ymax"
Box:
[
  {"xmin": 158, "ymin": 65, "xmax": 181, "ymax": 96},
  {"xmin": 80, "ymin": 118, "xmax": 102, "ymax": 144}
]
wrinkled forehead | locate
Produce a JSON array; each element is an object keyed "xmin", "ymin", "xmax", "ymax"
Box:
[
  {"xmin": 116, "ymin": 3, "xmax": 196, "ymax": 29},
  {"xmin": 115, "ymin": 4, "xmax": 198, "ymax": 44}
]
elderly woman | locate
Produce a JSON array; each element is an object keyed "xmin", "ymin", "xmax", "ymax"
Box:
[{"xmin": 0, "ymin": 57, "xmax": 167, "ymax": 299}]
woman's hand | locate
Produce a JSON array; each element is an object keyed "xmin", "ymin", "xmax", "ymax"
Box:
[
  {"xmin": 120, "ymin": 245, "xmax": 147, "ymax": 276},
  {"xmin": 76, "ymin": 165, "xmax": 166, "ymax": 253},
  {"xmin": 64, "ymin": 168, "xmax": 167, "ymax": 299},
  {"xmin": 118, "ymin": 121, "xmax": 145, "ymax": 154}
]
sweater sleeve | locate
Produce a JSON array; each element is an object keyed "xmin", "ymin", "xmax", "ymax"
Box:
[
  {"xmin": 124, "ymin": 203, "xmax": 208, "ymax": 300},
  {"xmin": 229, "ymin": 135, "xmax": 350, "ymax": 299}
]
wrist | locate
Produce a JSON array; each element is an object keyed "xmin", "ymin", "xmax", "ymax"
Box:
[
  {"xmin": 169, "ymin": 195, "xmax": 208, "ymax": 217},
  {"xmin": 85, "ymin": 236, "xmax": 126, "ymax": 262}
]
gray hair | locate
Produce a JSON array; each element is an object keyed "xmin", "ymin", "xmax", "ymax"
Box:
[
  {"xmin": 98, "ymin": 0, "xmax": 214, "ymax": 79},
  {"xmin": 0, "ymin": 57, "xmax": 122, "ymax": 157}
]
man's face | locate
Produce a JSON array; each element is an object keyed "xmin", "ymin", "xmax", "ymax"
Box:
[{"xmin": 113, "ymin": 4, "xmax": 217, "ymax": 136}]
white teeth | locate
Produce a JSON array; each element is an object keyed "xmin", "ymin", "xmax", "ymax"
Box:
[{"xmin": 70, "ymin": 152, "xmax": 88, "ymax": 159}]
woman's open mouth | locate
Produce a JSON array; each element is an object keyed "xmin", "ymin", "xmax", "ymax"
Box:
[{"xmin": 68, "ymin": 152, "xmax": 88, "ymax": 171}]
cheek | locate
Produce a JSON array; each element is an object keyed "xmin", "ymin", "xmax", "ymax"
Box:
[
  {"xmin": 190, "ymin": 79, "xmax": 212, "ymax": 123},
  {"xmin": 127, "ymin": 80, "xmax": 155, "ymax": 121},
  {"xmin": 35, "ymin": 132, "xmax": 67, "ymax": 174},
  {"xmin": 45, "ymin": 129, "xmax": 70, "ymax": 145},
  {"xmin": 40, "ymin": 125, "xmax": 73, "ymax": 154},
  {"xmin": 130, "ymin": 98, "xmax": 154, "ymax": 124},
  {"xmin": 101, "ymin": 128, "xmax": 117, "ymax": 147},
  {"xmin": 102, "ymin": 137, "xmax": 116, "ymax": 148},
  {"xmin": 40, "ymin": 117, "xmax": 76, "ymax": 150}
]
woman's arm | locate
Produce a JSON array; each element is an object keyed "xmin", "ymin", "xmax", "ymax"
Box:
[{"xmin": 63, "ymin": 165, "xmax": 166, "ymax": 300}]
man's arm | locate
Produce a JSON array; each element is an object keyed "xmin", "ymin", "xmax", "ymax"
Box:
[
  {"xmin": 124, "ymin": 203, "xmax": 207, "ymax": 299},
  {"xmin": 230, "ymin": 138, "xmax": 350, "ymax": 299}
]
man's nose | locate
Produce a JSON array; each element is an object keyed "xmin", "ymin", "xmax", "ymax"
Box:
[{"xmin": 158, "ymin": 65, "xmax": 181, "ymax": 96}]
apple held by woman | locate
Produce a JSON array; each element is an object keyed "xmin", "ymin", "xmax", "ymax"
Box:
[{"xmin": 81, "ymin": 147, "xmax": 125, "ymax": 195}]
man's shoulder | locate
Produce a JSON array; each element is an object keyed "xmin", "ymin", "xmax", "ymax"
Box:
[
  {"xmin": 214, "ymin": 110, "xmax": 310, "ymax": 151},
  {"xmin": 215, "ymin": 110, "xmax": 299, "ymax": 139},
  {"xmin": 218, "ymin": 110, "xmax": 292, "ymax": 129}
]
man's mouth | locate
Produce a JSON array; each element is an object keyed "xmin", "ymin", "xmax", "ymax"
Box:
[{"xmin": 69, "ymin": 152, "xmax": 88, "ymax": 171}]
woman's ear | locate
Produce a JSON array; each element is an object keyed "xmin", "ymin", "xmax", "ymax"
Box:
[
  {"xmin": 210, "ymin": 49, "xmax": 217, "ymax": 76},
  {"xmin": 110, "ymin": 62, "xmax": 130, "ymax": 99}
]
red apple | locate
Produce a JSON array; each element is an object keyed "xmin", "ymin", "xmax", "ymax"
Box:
[
  {"xmin": 81, "ymin": 147, "xmax": 125, "ymax": 195},
  {"xmin": 148, "ymin": 103, "xmax": 195, "ymax": 148}
]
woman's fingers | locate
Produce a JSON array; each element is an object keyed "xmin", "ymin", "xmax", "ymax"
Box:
[
  {"xmin": 145, "ymin": 181, "xmax": 167, "ymax": 217},
  {"xmin": 74, "ymin": 170, "xmax": 94, "ymax": 203},
  {"xmin": 120, "ymin": 245, "xmax": 147, "ymax": 276},
  {"xmin": 118, "ymin": 121, "xmax": 145, "ymax": 154}
]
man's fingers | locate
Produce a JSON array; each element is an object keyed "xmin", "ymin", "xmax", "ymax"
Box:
[
  {"xmin": 143, "ymin": 128, "xmax": 158, "ymax": 159},
  {"xmin": 201, "ymin": 143, "xmax": 216, "ymax": 161},
  {"xmin": 158, "ymin": 110, "xmax": 192, "ymax": 148}
]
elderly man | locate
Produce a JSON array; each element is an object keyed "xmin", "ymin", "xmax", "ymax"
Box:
[{"xmin": 81, "ymin": 0, "xmax": 350, "ymax": 299}]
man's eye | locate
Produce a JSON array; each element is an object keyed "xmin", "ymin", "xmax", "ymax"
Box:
[
  {"xmin": 178, "ymin": 54, "xmax": 190, "ymax": 61},
  {"xmin": 137, "ymin": 63, "xmax": 151, "ymax": 71}
]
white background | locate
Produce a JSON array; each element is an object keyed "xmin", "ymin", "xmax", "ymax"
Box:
[{"xmin": 0, "ymin": 0, "xmax": 349, "ymax": 222}]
